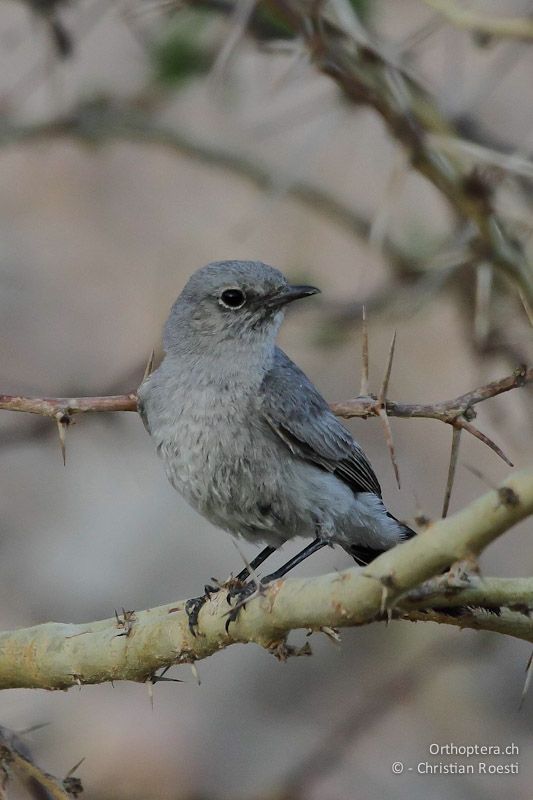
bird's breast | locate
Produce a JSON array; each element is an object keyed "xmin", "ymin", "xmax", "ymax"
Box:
[{"xmin": 153, "ymin": 386, "xmax": 270, "ymax": 524}]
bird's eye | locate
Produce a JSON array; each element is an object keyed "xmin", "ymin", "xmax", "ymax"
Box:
[{"xmin": 219, "ymin": 288, "xmax": 246, "ymax": 309}]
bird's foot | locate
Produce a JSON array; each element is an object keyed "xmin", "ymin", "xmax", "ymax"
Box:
[
  {"xmin": 185, "ymin": 583, "xmax": 219, "ymax": 636},
  {"xmin": 224, "ymin": 579, "xmax": 267, "ymax": 632},
  {"xmin": 222, "ymin": 574, "xmax": 248, "ymax": 594}
]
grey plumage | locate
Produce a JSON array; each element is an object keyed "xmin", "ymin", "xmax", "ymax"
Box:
[{"xmin": 138, "ymin": 260, "xmax": 413, "ymax": 577}]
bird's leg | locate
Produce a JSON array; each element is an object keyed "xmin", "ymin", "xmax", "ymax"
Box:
[
  {"xmin": 260, "ymin": 538, "xmax": 327, "ymax": 583},
  {"xmin": 233, "ymin": 545, "xmax": 277, "ymax": 584},
  {"xmin": 185, "ymin": 546, "xmax": 277, "ymax": 636},
  {"xmin": 225, "ymin": 537, "xmax": 327, "ymax": 630}
]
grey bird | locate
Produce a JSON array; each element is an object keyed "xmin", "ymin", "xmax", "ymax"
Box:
[{"xmin": 138, "ymin": 260, "xmax": 415, "ymax": 627}]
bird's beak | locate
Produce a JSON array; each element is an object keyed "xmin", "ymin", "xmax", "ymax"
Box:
[{"xmin": 265, "ymin": 284, "xmax": 321, "ymax": 309}]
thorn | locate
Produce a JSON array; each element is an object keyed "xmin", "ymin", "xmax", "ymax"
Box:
[
  {"xmin": 149, "ymin": 665, "xmax": 182, "ymax": 685},
  {"xmin": 519, "ymin": 649, "xmax": 533, "ymax": 710},
  {"xmin": 375, "ymin": 331, "xmax": 400, "ymax": 488},
  {"xmin": 320, "ymin": 626, "xmax": 341, "ymax": 644},
  {"xmin": 378, "ymin": 330, "xmax": 397, "ymax": 406},
  {"xmin": 380, "ymin": 584, "xmax": 390, "ymax": 616},
  {"xmin": 359, "ymin": 305, "xmax": 369, "ymax": 396},
  {"xmin": 455, "ymin": 418, "xmax": 513, "ymax": 467},
  {"xmin": 377, "ymin": 407, "xmax": 401, "ymax": 489},
  {"xmin": 158, "ymin": 665, "xmax": 172, "ymax": 679},
  {"xmin": 65, "ymin": 757, "xmax": 85, "ymax": 779},
  {"xmin": 147, "ymin": 679, "xmax": 154, "ymax": 710},
  {"xmin": 114, "ymin": 608, "xmax": 137, "ymax": 637},
  {"xmin": 190, "ymin": 662, "xmax": 201, "ymax": 685},
  {"xmin": 69, "ymin": 673, "xmax": 83, "ymax": 689},
  {"xmin": 142, "ymin": 349, "xmax": 155, "ymax": 382},
  {"xmin": 16, "ymin": 722, "xmax": 51, "ymax": 735},
  {"xmin": 442, "ymin": 427, "xmax": 462, "ymax": 518},
  {"xmin": 55, "ymin": 413, "xmax": 68, "ymax": 465}
]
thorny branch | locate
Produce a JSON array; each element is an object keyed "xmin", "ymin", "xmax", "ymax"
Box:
[
  {"xmin": 331, "ymin": 365, "xmax": 531, "ymax": 466},
  {"xmin": 2, "ymin": 367, "xmax": 527, "ymax": 425},
  {"xmin": 0, "ymin": 469, "xmax": 532, "ymax": 691},
  {"xmin": 221, "ymin": 0, "xmax": 533, "ymax": 309},
  {"xmin": 1, "ymin": 365, "xmax": 528, "ymax": 471}
]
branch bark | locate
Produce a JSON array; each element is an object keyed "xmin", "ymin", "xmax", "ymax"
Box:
[{"xmin": 0, "ymin": 469, "xmax": 531, "ymax": 691}]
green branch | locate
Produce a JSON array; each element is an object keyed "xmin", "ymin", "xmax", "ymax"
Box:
[{"xmin": 0, "ymin": 469, "xmax": 531, "ymax": 691}]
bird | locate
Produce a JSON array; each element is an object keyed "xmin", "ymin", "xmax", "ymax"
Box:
[{"xmin": 137, "ymin": 260, "xmax": 415, "ymax": 629}]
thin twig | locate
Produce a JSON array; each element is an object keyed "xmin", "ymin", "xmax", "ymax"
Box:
[
  {"xmin": 378, "ymin": 330, "xmax": 397, "ymax": 404},
  {"xmin": 359, "ymin": 305, "xmax": 369, "ymax": 396},
  {"xmin": 0, "ymin": 394, "xmax": 138, "ymax": 417},
  {"xmin": 520, "ymin": 650, "xmax": 533, "ymax": 711},
  {"xmin": 377, "ymin": 331, "xmax": 399, "ymax": 488},
  {"xmin": 330, "ymin": 366, "xmax": 531, "ymax": 465},
  {"xmin": 0, "ymin": 368, "xmax": 529, "ymax": 469},
  {"xmin": 56, "ymin": 415, "xmax": 68, "ymax": 466}
]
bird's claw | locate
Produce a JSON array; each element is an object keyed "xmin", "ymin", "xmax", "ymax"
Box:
[
  {"xmin": 223, "ymin": 575, "xmax": 248, "ymax": 598},
  {"xmin": 224, "ymin": 580, "xmax": 266, "ymax": 632},
  {"xmin": 185, "ymin": 583, "xmax": 218, "ymax": 636}
]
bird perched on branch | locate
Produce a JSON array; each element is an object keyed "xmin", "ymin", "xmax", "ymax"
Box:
[{"xmin": 138, "ymin": 260, "xmax": 415, "ymax": 630}]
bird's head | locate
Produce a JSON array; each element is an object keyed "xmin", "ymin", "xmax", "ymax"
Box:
[{"xmin": 163, "ymin": 260, "xmax": 319, "ymax": 355}]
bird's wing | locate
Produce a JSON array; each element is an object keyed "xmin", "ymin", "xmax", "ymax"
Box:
[{"xmin": 258, "ymin": 349, "xmax": 382, "ymax": 497}]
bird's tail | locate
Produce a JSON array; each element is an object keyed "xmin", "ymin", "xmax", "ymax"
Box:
[
  {"xmin": 398, "ymin": 520, "xmax": 417, "ymax": 541},
  {"xmin": 346, "ymin": 515, "xmax": 415, "ymax": 566},
  {"xmin": 347, "ymin": 517, "xmax": 499, "ymax": 618}
]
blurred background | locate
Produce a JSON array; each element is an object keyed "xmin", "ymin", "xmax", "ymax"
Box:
[{"xmin": 0, "ymin": 0, "xmax": 532, "ymax": 797}]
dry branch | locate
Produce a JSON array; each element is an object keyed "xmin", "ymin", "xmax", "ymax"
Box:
[
  {"xmin": 0, "ymin": 393, "xmax": 138, "ymax": 417},
  {"xmin": 1, "ymin": 366, "xmax": 529, "ymax": 468},
  {"xmin": 262, "ymin": 0, "xmax": 533, "ymax": 309},
  {"xmin": 0, "ymin": 469, "xmax": 532, "ymax": 691},
  {"xmin": 331, "ymin": 365, "xmax": 531, "ymax": 467},
  {"xmin": 1, "ymin": 368, "xmax": 529, "ymax": 425}
]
